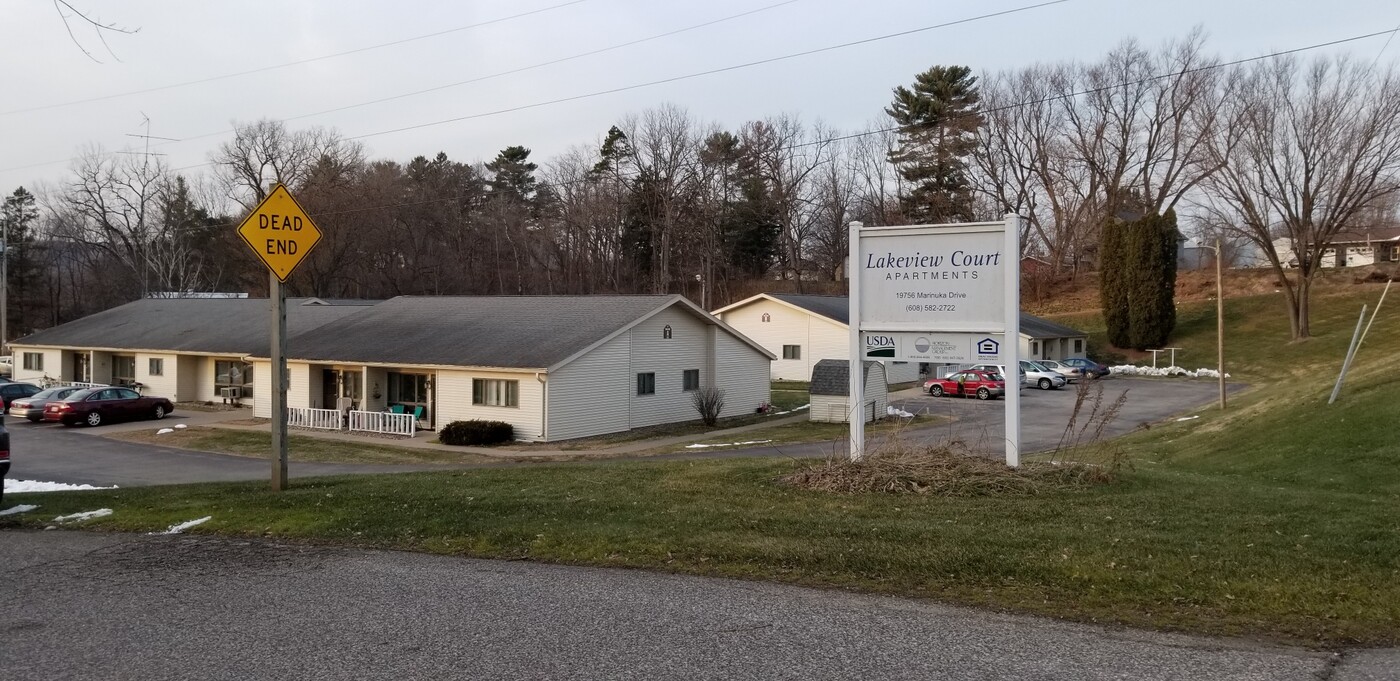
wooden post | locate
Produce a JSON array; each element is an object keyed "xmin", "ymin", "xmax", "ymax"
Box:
[
  {"xmin": 270, "ymin": 274, "xmax": 288, "ymax": 490},
  {"xmin": 1215, "ymin": 238, "xmax": 1226, "ymax": 410}
]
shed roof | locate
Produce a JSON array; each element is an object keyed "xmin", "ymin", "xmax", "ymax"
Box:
[
  {"xmin": 719, "ymin": 293, "xmax": 1087, "ymax": 339},
  {"xmin": 809, "ymin": 359, "xmax": 886, "ymax": 396},
  {"xmin": 12, "ymin": 298, "xmax": 365, "ymax": 355}
]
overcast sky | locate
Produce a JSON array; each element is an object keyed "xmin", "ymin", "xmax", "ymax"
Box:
[{"xmin": 3, "ymin": 0, "xmax": 1397, "ymax": 192}]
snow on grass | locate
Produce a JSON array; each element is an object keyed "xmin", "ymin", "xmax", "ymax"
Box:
[
  {"xmin": 1109, "ymin": 365, "xmax": 1230, "ymax": 379},
  {"xmin": 156, "ymin": 516, "xmax": 211, "ymax": 535},
  {"xmin": 4, "ymin": 479, "xmax": 118, "ymax": 493},
  {"xmin": 685, "ymin": 439, "xmax": 774, "ymax": 449},
  {"xmin": 1176, "ymin": 415, "xmax": 1201, "ymax": 422},
  {"xmin": 156, "ymin": 428, "xmax": 175, "ymax": 435},
  {"xmin": 887, "ymin": 406, "xmax": 915, "ymax": 418},
  {"xmin": 771, "ymin": 404, "xmax": 810, "ymax": 416},
  {"xmin": 174, "ymin": 424, "xmax": 188, "ymax": 429},
  {"xmin": 0, "ymin": 504, "xmax": 38, "ymax": 517},
  {"xmin": 53, "ymin": 508, "xmax": 112, "ymax": 523}
]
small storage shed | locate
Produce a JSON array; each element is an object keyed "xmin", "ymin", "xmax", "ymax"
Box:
[{"xmin": 809, "ymin": 359, "xmax": 888, "ymax": 424}]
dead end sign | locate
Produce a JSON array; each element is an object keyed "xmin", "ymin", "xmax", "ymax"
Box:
[{"xmin": 236, "ymin": 184, "xmax": 323, "ymax": 282}]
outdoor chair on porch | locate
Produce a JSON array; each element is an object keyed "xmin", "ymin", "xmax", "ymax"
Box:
[
  {"xmin": 412, "ymin": 406, "xmax": 426, "ymax": 421},
  {"xmin": 389, "ymin": 404, "xmax": 406, "ymax": 415}
]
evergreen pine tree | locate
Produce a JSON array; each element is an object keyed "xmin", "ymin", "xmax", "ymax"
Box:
[
  {"xmin": 1099, "ymin": 217, "xmax": 1131, "ymax": 348},
  {"xmin": 885, "ymin": 65, "xmax": 984, "ymax": 223}
]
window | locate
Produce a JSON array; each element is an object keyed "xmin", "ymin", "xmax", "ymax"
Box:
[
  {"xmin": 22, "ymin": 352, "xmax": 42, "ymax": 371},
  {"xmin": 1074, "ymin": 339, "xmax": 1084, "ymax": 353},
  {"xmin": 116, "ymin": 388, "xmax": 140, "ymax": 400},
  {"xmin": 761, "ymin": 313, "xmax": 771, "ymax": 322},
  {"xmin": 112, "ymin": 355, "xmax": 136, "ymax": 387},
  {"xmin": 662, "ymin": 325, "xmax": 673, "ymax": 339},
  {"xmin": 472, "ymin": 378, "xmax": 518, "ymax": 407},
  {"xmin": 148, "ymin": 358, "xmax": 164, "ymax": 376},
  {"xmin": 1392, "ymin": 245, "xmax": 1399, "ymax": 261},
  {"xmin": 215, "ymin": 360, "xmax": 254, "ymax": 394},
  {"xmin": 683, "ymin": 369, "xmax": 700, "ymax": 391},
  {"xmin": 636, "ymin": 372, "xmax": 656, "ymax": 395},
  {"xmin": 782, "ymin": 345, "xmax": 801, "ymax": 360},
  {"xmin": 1030, "ymin": 341, "xmax": 1039, "ymax": 356},
  {"xmin": 389, "ymin": 373, "xmax": 430, "ymax": 405}
]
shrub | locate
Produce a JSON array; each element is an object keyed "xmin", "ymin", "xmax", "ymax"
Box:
[
  {"xmin": 691, "ymin": 386, "xmax": 726, "ymax": 426},
  {"xmin": 438, "ymin": 420, "xmax": 513, "ymax": 446}
]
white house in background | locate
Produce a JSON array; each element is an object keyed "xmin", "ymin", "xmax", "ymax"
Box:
[
  {"xmin": 9, "ymin": 297, "xmax": 372, "ymax": 408},
  {"xmin": 712, "ymin": 293, "xmax": 1089, "ymax": 381},
  {"xmin": 13, "ymin": 295, "xmax": 773, "ymax": 443},
  {"xmin": 1272, "ymin": 227, "xmax": 1400, "ymax": 269},
  {"xmin": 808, "ymin": 359, "xmax": 888, "ymax": 424}
]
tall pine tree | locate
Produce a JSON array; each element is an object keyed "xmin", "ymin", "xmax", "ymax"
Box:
[
  {"xmin": 885, "ymin": 65, "xmax": 984, "ymax": 223},
  {"xmin": 1, "ymin": 187, "xmax": 40, "ymax": 340},
  {"xmin": 1101, "ymin": 210, "xmax": 1179, "ymax": 351}
]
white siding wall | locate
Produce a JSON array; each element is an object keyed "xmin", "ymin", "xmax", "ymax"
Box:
[
  {"xmin": 627, "ymin": 307, "xmax": 710, "ymax": 429},
  {"xmin": 435, "ymin": 369, "xmax": 545, "ymax": 442},
  {"xmin": 718, "ymin": 299, "xmax": 820, "ymax": 380},
  {"xmin": 714, "ymin": 331, "xmax": 771, "ymax": 418},
  {"xmin": 136, "ymin": 353, "xmax": 179, "ymax": 399},
  {"xmin": 11, "ymin": 347, "xmax": 64, "ymax": 384},
  {"xmin": 287, "ymin": 362, "xmax": 313, "ymax": 413},
  {"xmin": 1021, "ymin": 336, "xmax": 1089, "ymax": 362},
  {"xmin": 364, "ymin": 366, "xmax": 389, "ymax": 413},
  {"xmin": 882, "ymin": 361, "xmax": 921, "ymax": 384},
  {"xmin": 176, "ymin": 356, "xmax": 199, "ymax": 402},
  {"xmin": 252, "ymin": 360, "xmax": 271, "ymax": 418},
  {"xmin": 90, "ymin": 351, "xmax": 111, "ymax": 384},
  {"xmin": 547, "ymin": 335, "xmax": 630, "ymax": 441}
]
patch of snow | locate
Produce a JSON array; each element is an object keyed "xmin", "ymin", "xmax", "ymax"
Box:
[
  {"xmin": 156, "ymin": 428, "xmax": 175, "ymax": 435},
  {"xmin": 887, "ymin": 406, "xmax": 915, "ymax": 418},
  {"xmin": 53, "ymin": 508, "xmax": 113, "ymax": 523},
  {"xmin": 1109, "ymin": 364, "xmax": 1230, "ymax": 379},
  {"xmin": 4, "ymin": 479, "xmax": 118, "ymax": 493},
  {"xmin": 684, "ymin": 439, "xmax": 774, "ymax": 449},
  {"xmin": 157, "ymin": 516, "xmax": 211, "ymax": 535},
  {"xmin": 1176, "ymin": 415, "xmax": 1201, "ymax": 422},
  {"xmin": 0, "ymin": 504, "xmax": 38, "ymax": 517},
  {"xmin": 771, "ymin": 404, "xmax": 810, "ymax": 416},
  {"xmin": 174, "ymin": 424, "xmax": 188, "ymax": 429}
]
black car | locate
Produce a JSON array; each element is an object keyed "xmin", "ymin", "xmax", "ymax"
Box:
[{"xmin": 0, "ymin": 382, "xmax": 41, "ymax": 413}]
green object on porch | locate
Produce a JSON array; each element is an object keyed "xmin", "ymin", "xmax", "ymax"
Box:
[
  {"xmin": 389, "ymin": 404, "xmax": 406, "ymax": 414},
  {"xmin": 412, "ymin": 406, "xmax": 426, "ymax": 421}
]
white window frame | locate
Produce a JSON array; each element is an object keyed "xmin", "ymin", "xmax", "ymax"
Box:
[
  {"xmin": 22, "ymin": 352, "xmax": 43, "ymax": 371},
  {"xmin": 472, "ymin": 378, "xmax": 518, "ymax": 408},
  {"xmin": 782, "ymin": 345, "xmax": 801, "ymax": 360},
  {"xmin": 148, "ymin": 358, "xmax": 164, "ymax": 376}
]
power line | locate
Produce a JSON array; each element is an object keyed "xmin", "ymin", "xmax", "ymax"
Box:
[
  {"xmin": 1, "ymin": 0, "xmax": 590, "ymax": 117},
  {"xmin": 344, "ymin": 0, "xmax": 1073, "ymax": 141}
]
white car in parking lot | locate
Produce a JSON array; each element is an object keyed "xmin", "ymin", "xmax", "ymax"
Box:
[
  {"xmin": 1020, "ymin": 360, "xmax": 1067, "ymax": 390},
  {"xmin": 1034, "ymin": 359, "xmax": 1082, "ymax": 383}
]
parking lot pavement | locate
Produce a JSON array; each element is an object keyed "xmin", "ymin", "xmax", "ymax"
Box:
[
  {"xmin": 2, "ymin": 414, "xmax": 468, "ymax": 488},
  {"xmin": 888, "ymin": 377, "xmax": 1245, "ymax": 454}
]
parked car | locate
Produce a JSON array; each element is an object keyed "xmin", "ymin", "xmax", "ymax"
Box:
[
  {"xmin": 1021, "ymin": 360, "xmax": 1068, "ymax": 390},
  {"xmin": 1059, "ymin": 357, "xmax": 1111, "ymax": 379},
  {"xmin": 10, "ymin": 386, "xmax": 81, "ymax": 422},
  {"xmin": 924, "ymin": 369, "xmax": 1006, "ymax": 400},
  {"xmin": 0, "ymin": 356, "xmax": 11, "ymax": 377},
  {"xmin": 43, "ymin": 387, "xmax": 174, "ymax": 427},
  {"xmin": 0, "ymin": 420, "xmax": 9, "ymax": 506},
  {"xmin": 0, "ymin": 382, "xmax": 41, "ymax": 414},
  {"xmin": 967, "ymin": 364, "xmax": 1027, "ymax": 389},
  {"xmin": 1035, "ymin": 359, "xmax": 1082, "ymax": 383}
]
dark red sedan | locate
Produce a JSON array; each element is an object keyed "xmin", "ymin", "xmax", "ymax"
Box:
[
  {"xmin": 923, "ymin": 369, "xmax": 1007, "ymax": 400},
  {"xmin": 44, "ymin": 387, "xmax": 175, "ymax": 427}
]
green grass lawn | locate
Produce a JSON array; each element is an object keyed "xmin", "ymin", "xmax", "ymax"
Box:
[
  {"xmin": 768, "ymin": 389, "xmax": 809, "ymax": 411},
  {"xmin": 8, "ymin": 285, "xmax": 1400, "ymax": 646},
  {"xmin": 109, "ymin": 427, "xmax": 498, "ymax": 465}
]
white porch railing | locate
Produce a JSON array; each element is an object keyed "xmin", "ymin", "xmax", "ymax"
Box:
[
  {"xmin": 287, "ymin": 407, "xmax": 343, "ymax": 431},
  {"xmin": 42, "ymin": 379, "xmax": 107, "ymax": 390},
  {"xmin": 348, "ymin": 410, "xmax": 416, "ymax": 437}
]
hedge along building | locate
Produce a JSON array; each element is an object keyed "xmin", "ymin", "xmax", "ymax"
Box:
[
  {"xmin": 713, "ymin": 293, "xmax": 1089, "ymax": 380},
  {"xmin": 8, "ymin": 298, "xmax": 371, "ymax": 406},
  {"xmin": 245, "ymin": 295, "xmax": 774, "ymax": 442}
]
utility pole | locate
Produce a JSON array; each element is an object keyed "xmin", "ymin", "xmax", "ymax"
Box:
[
  {"xmin": 1, "ymin": 209, "xmax": 7, "ymax": 358},
  {"xmin": 1215, "ymin": 237, "xmax": 1226, "ymax": 409}
]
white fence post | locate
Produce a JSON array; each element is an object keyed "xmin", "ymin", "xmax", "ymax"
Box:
[
  {"xmin": 286, "ymin": 407, "xmax": 343, "ymax": 431},
  {"xmin": 346, "ymin": 410, "xmax": 416, "ymax": 437}
]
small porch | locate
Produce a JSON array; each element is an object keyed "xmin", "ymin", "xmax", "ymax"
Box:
[{"xmin": 307, "ymin": 364, "xmax": 437, "ymax": 432}]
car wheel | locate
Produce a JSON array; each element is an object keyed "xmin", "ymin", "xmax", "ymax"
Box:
[
  {"xmin": 1038, "ymin": 378, "xmax": 1052, "ymax": 390},
  {"xmin": 26, "ymin": 416, "xmax": 40, "ymax": 423},
  {"xmin": 929, "ymin": 385, "xmax": 944, "ymax": 397},
  {"xmin": 976, "ymin": 387, "xmax": 991, "ymax": 400},
  {"xmin": 86, "ymin": 411, "xmax": 102, "ymax": 427},
  {"xmin": 152, "ymin": 405, "xmax": 166, "ymax": 420}
]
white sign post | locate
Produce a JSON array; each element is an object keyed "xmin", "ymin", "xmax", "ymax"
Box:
[{"xmin": 848, "ymin": 214, "xmax": 1023, "ymax": 467}]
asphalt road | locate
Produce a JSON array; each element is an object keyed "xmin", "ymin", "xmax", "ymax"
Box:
[
  {"xmin": 2, "ymin": 414, "xmax": 463, "ymax": 487},
  {"xmin": 3, "ymin": 530, "xmax": 1393, "ymax": 681}
]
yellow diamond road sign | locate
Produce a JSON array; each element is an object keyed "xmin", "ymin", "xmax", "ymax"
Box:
[{"xmin": 236, "ymin": 184, "xmax": 323, "ymax": 282}]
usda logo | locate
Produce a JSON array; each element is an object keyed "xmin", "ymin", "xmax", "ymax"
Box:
[{"xmin": 865, "ymin": 335, "xmax": 896, "ymax": 357}]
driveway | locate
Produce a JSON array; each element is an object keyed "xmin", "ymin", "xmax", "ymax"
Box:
[
  {"xmin": 4, "ymin": 530, "xmax": 1392, "ymax": 681},
  {"xmin": 2, "ymin": 413, "xmax": 467, "ymax": 487}
]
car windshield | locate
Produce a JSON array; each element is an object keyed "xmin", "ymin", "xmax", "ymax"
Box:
[
  {"xmin": 62, "ymin": 389, "xmax": 99, "ymax": 402},
  {"xmin": 985, "ymin": 373, "xmax": 1004, "ymax": 381},
  {"xmin": 1027, "ymin": 361, "xmax": 1050, "ymax": 371}
]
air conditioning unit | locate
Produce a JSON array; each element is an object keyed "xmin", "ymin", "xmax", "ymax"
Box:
[{"xmin": 220, "ymin": 387, "xmax": 242, "ymax": 402}]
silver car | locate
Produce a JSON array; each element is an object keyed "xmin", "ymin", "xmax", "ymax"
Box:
[
  {"xmin": 1035, "ymin": 359, "xmax": 1082, "ymax": 383},
  {"xmin": 1020, "ymin": 360, "xmax": 1067, "ymax": 390}
]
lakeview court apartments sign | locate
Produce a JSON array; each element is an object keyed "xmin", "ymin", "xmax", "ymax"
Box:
[{"xmin": 847, "ymin": 215, "xmax": 1023, "ymax": 466}]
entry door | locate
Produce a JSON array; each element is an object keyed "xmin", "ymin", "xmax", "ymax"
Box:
[{"xmin": 321, "ymin": 370, "xmax": 338, "ymax": 409}]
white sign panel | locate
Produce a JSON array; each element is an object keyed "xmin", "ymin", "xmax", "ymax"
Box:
[
  {"xmin": 857, "ymin": 225, "xmax": 1007, "ymax": 332},
  {"xmin": 862, "ymin": 332, "xmax": 1004, "ymax": 363}
]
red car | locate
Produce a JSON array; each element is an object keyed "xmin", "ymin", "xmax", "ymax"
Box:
[
  {"xmin": 44, "ymin": 387, "xmax": 175, "ymax": 427},
  {"xmin": 924, "ymin": 369, "xmax": 1006, "ymax": 400}
]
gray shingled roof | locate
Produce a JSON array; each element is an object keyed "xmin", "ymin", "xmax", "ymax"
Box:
[
  {"xmin": 12, "ymin": 298, "xmax": 366, "ymax": 355},
  {"xmin": 766, "ymin": 294, "xmax": 1085, "ymax": 339},
  {"xmin": 810, "ymin": 359, "xmax": 884, "ymax": 396},
  {"xmin": 282, "ymin": 295, "xmax": 683, "ymax": 369}
]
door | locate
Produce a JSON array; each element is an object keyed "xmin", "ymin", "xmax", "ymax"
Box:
[
  {"xmin": 115, "ymin": 388, "xmax": 144, "ymax": 418},
  {"xmin": 321, "ymin": 369, "xmax": 338, "ymax": 409}
]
